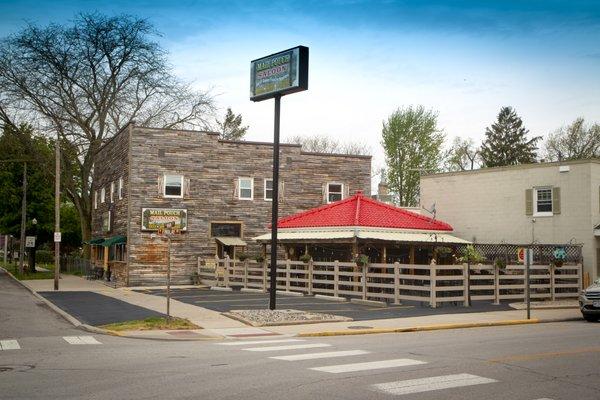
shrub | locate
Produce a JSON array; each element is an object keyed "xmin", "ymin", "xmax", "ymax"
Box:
[
  {"xmin": 255, "ymin": 255, "xmax": 265, "ymax": 263},
  {"xmin": 36, "ymin": 250, "xmax": 54, "ymax": 264},
  {"xmin": 355, "ymin": 254, "xmax": 369, "ymax": 267},
  {"xmin": 299, "ymin": 253, "xmax": 312, "ymax": 263},
  {"xmin": 237, "ymin": 253, "xmax": 249, "ymax": 261},
  {"xmin": 459, "ymin": 245, "xmax": 484, "ymax": 264}
]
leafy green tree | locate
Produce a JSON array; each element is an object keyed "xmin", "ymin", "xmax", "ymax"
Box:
[
  {"xmin": 544, "ymin": 117, "xmax": 600, "ymax": 161},
  {"xmin": 381, "ymin": 106, "xmax": 445, "ymax": 206},
  {"xmin": 217, "ymin": 108, "xmax": 248, "ymax": 140},
  {"xmin": 480, "ymin": 107, "xmax": 541, "ymax": 167},
  {"xmin": 0, "ymin": 124, "xmax": 81, "ymax": 264},
  {"xmin": 0, "ymin": 13, "xmax": 214, "ymax": 253},
  {"xmin": 444, "ymin": 137, "xmax": 480, "ymax": 171}
]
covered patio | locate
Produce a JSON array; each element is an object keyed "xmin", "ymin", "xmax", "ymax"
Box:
[{"xmin": 254, "ymin": 191, "xmax": 470, "ymax": 265}]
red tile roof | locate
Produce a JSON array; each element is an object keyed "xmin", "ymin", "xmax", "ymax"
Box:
[{"xmin": 277, "ymin": 191, "xmax": 453, "ymax": 231}]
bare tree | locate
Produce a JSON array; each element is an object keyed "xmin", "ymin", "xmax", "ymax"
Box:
[
  {"xmin": 544, "ymin": 117, "xmax": 600, "ymax": 161},
  {"xmin": 0, "ymin": 13, "xmax": 214, "ymax": 248},
  {"xmin": 444, "ymin": 137, "xmax": 480, "ymax": 171},
  {"xmin": 286, "ymin": 134, "xmax": 370, "ymax": 156}
]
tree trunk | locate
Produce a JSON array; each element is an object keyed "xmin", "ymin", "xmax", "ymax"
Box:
[{"xmin": 81, "ymin": 215, "xmax": 92, "ymax": 259}]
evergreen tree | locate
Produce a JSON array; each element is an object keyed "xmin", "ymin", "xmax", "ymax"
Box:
[
  {"xmin": 480, "ymin": 107, "xmax": 541, "ymax": 167},
  {"xmin": 217, "ymin": 108, "xmax": 249, "ymax": 140}
]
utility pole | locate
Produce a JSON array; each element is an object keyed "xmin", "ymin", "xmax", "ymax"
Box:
[
  {"xmin": 54, "ymin": 136, "xmax": 60, "ymax": 290},
  {"xmin": 3, "ymin": 234, "xmax": 7, "ymax": 265},
  {"xmin": 18, "ymin": 162, "xmax": 27, "ymax": 274}
]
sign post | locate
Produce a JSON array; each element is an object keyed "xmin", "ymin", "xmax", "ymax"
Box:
[
  {"xmin": 250, "ymin": 46, "xmax": 308, "ymax": 310},
  {"xmin": 522, "ymin": 248, "xmax": 533, "ymax": 320}
]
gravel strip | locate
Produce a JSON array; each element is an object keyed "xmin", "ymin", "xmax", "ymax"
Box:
[{"xmin": 224, "ymin": 309, "xmax": 352, "ymax": 327}]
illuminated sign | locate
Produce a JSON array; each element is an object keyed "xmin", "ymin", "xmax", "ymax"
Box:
[
  {"xmin": 250, "ymin": 46, "xmax": 308, "ymax": 102},
  {"xmin": 141, "ymin": 208, "xmax": 188, "ymax": 231}
]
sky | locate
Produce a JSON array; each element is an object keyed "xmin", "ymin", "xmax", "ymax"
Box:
[{"xmin": 1, "ymin": 0, "xmax": 599, "ymax": 180}]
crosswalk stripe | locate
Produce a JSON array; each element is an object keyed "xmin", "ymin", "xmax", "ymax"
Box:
[
  {"xmin": 243, "ymin": 343, "xmax": 331, "ymax": 352},
  {"xmin": 372, "ymin": 373, "xmax": 497, "ymax": 395},
  {"xmin": 310, "ymin": 358, "xmax": 426, "ymax": 373},
  {"xmin": 63, "ymin": 336, "xmax": 101, "ymax": 345},
  {"xmin": 217, "ymin": 339, "xmax": 305, "ymax": 346},
  {"xmin": 270, "ymin": 350, "xmax": 369, "ymax": 361},
  {"xmin": 0, "ymin": 340, "xmax": 20, "ymax": 350}
]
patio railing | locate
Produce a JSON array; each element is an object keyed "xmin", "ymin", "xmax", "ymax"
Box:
[{"xmin": 198, "ymin": 257, "xmax": 582, "ymax": 307}]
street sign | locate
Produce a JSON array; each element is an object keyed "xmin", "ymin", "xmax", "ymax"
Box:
[
  {"xmin": 517, "ymin": 247, "xmax": 525, "ymax": 263},
  {"xmin": 54, "ymin": 232, "xmax": 61, "ymax": 243},
  {"xmin": 25, "ymin": 236, "xmax": 36, "ymax": 248}
]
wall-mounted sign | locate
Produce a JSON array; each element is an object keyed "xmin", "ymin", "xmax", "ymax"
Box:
[
  {"xmin": 250, "ymin": 46, "xmax": 308, "ymax": 102},
  {"xmin": 141, "ymin": 208, "xmax": 187, "ymax": 232}
]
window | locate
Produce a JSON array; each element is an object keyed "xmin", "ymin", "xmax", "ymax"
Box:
[
  {"xmin": 100, "ymin": 187, "xmax": 106, "ymax": 203},
  {"xmin": 238, "ymin": 177, "xmax": 253, "ymax": 200},
  {"xmin": 164, "ymin": 174, "xmax": 184, "ymax": 198},
  {"xmin": 534, "ymin": 187, "xmax": 552, "ymax": 216},
  {"xmin": 94, "ymin": 190, "xmax": 98, "ymax": 209},
  {"xmin": 110, "ymin": 182, "xmax": 114, "ymax": 203},
  {"xmin": 102, "ymin": 211, "xmax": 111, "ymax": 232},
  {"xmin": 264, "ymin": 179, "xmax": 273, "ymax": 201},
  {"xmin": 327, "ymin": 183, "xmax": 344, "ymax": 203},
  {"xmin": 210, "ymin": 222, "xmax": 242, "ymax": 238},
  {"xmin": 118, "ymin": 177, "xmax": 123, "ymax": 200}
]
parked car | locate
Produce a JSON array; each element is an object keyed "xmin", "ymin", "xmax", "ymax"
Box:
[{"xmin": 579, "ymin": 279, "xmax": 600, "ymax": 322}]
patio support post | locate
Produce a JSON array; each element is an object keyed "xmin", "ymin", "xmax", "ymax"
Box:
[
  {"xmin": 285, "ymin": 259, "xmax": 291, "ymax": 292},
  {"xmin": 394, "ymin": 262, "xmax": 400, "ymax": 305},
  {"xmin": 224, "ymin": 255, "xmax": 230, "ymax": 287},
  {"xmin": 362, "ymin": 264, "xmax": 367, "ymax": 300},
  {"xmin": 334, "ymin": 260, "xmax": 339, "ymax": 297},
  {"xmin": 494, "ymin": 264, "xmax": 500, "ymax": 305},
  {"xmin": 262, "ymin": 258, "xmax": 267, "ymax": 292},
  {"xmin": 244, "ymin": 259, "xmax": 248, "ymax": 288},
  {"xmin": 381, "ymin": 246, "xmax": 387, "ymax": 263},
  {"xmin": 550, "ymin": 264, "xmax": 555, "ymax": 301},
  {"xmin": 308, "ymin": 258, "xmax": 313, "ymax": 295},
  {"xmin": 430, "ymin": 264, "xmax": 437, "ymax": 308},
  {"xmin": 463, "ymin": 263, "xmax": 470, "ymax": 307}
]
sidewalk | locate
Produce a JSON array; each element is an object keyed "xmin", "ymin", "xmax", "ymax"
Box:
[{"xmin": 22, "ymin": 275, "xmax": 583, "ymax": 340}]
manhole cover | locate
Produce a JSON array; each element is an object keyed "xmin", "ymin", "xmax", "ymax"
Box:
[{"xmin": 347, "ymin": 326, "xmax": 373, "ymax": 330}]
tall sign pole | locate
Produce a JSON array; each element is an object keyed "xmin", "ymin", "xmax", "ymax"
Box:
[
  {"xmin": 250, "ymin": 46, "xmax": 309, "ymax": 310},
  {"xmin": 54, "ymin": 136, "xmax": 61, "ymax": 290},
  {"xmin": 269, "ymin": 95, "xmax": 282, "ymax": 310}
]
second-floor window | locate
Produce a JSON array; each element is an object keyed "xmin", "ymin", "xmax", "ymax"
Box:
[
  {"xmin": 118, "ymin": 177, "xmax": 124, "ymax": 200},
  {"xmin": 94, "ymin": 190, "xmax": 98, "ymax": 209},
  {"xmin": 164, "ymin": 174, "xmax": 184, "ymax": 198},
  {"xmin": 100, "ymin": 187, "xmax": 106, "ymax": 203},
  {"xmin": 264, "ymin": 179, "xmax": 273, "ymax": 200},
  {"xmin": 239, "ymin": 177, "xmax": 253, "ymax": 200},
  {"xmin": 110, "ymin": 182, "xmax": 114, "ymax": 203},
  {"xmin": 534, "ymin": 187, "xmax": 552, "ymax": 215},
  {"xmin": 327, "ymin": 182, "xmax": 343, "ymax": 203}
]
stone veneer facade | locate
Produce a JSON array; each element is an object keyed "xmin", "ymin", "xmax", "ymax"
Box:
[{"xmin": 92, "ymin": 125, "xmax": 371, "ymax": 286}]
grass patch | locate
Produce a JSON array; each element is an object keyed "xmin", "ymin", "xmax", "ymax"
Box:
[
  {"xmin": 99, "ymin": 317, "xmax": 200, "ymax": 332},
  {"xmin": 2, "ymin": 262, "xmax": 56, "ymax": 280}
]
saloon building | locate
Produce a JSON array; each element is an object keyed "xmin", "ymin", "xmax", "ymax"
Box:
[{"xmin": 90, "ymin": 124, "xmax": 371, "ymax": 286}]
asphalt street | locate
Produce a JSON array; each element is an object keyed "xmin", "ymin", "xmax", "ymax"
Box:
[
  {"xmin": 136, "ymin": 287, "xmax": 512, "ymax": 320},
  {"xmin": 2, "ymin": 271, "xmax": 599, "ymax": 400}
]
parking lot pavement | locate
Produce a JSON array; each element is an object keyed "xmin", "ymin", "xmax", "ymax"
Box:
[
  {"xmin": 134, "ymin": 288, "xmax": 512, "ymax": 321},
  {"xmin": 39, "ymin": 291, "xmax": 166, "ymax": 326}
]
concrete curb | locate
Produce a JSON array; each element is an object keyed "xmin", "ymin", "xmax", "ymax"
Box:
[
  {"xmin": 297, "ymin": 319, "xmax": 543, "ymax": 337},
  {"xmin": 350, "ymin": 298, "xmax": 387, "ymax": 307},
  {"xmin": 0, "ymin": 267, "xmax": 117, "ymax": 337},
  {"xmin": 210, "ymin": 286, "xmax": 233, "ymax": 292},
  {"xmin": 314, "ymin": 294, "xmax": 347, "ymax": 302},
  {"xmin": 0, "ymin": 267, "xmax": 217, "ymax": 341},
  {"xmin": 240, "ymin": 288, "xmax": 266, "ymax": 294},
  {"xmin": 276, "ymin": 290, "xmax": 304, "ymax": 297}
]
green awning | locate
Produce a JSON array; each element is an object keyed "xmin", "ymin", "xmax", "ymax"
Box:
[
  {"xmin": 101, "ymin": 235, "xmax": 127, "ymax": 247},
  {"xmin": 84, "ymin": 237, "xmax": 105, "ymax": 245}
]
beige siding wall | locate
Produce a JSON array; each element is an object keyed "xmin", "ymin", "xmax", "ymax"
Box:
[{"xmin": 420, "ymin": 161, "xmax": 598, "ymax": 280}]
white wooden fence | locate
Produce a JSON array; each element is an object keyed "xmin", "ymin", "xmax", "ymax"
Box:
[{"xmin": 198, "ymin": 257, "xmax": 582, "ymax": 307}]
